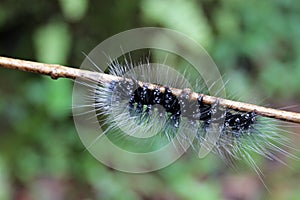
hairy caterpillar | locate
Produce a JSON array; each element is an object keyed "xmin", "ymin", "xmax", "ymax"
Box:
[
  {"xmin": 72, "ymin": 50, "xmax": 299, "ymax": 185},
  {"xmin": 70, "ymin": 27, "xmax": 300, "ymax": 188}
]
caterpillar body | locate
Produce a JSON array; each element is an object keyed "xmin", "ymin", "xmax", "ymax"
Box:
[{"xmin": 73, "ymin": 52, "xmax": 299, "ymax": 185}]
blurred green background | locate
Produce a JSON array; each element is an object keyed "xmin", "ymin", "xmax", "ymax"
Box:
[{"xmin": 1, "ymin": 0, "xmax": 300, "ymax": 199}]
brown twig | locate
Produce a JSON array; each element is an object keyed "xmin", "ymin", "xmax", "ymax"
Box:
[{"xmin": 1, "ymin": 56, "xmax": 300, "ymax": 124}]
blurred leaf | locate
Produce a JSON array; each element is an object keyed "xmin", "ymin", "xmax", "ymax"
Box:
[
  {"xmin": 33, "ymin": 21, "xmax": 71, "ymax": 64},
  {"xmin": 15, "ymin": 148, "xmax": 42, "ymax": 182},
  {"xmin": 59, "ymin": 0, "xmax": 88, "ymax": 22},
  {"xmin": 260, "ymin": 61, "xmax": 294, "ymax": 97},
  {"xmin": 141, "ymin": 0, "xmax": 212, "ymax": 47},
  {"xmin": 44, "ymin": 78, "xmax": 72, "ymax": 119},
  {"xmin": 0, "ymin": 157, "xmax": 11, "ymax": 200}
]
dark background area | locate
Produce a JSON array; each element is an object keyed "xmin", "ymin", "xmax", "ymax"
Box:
[{"xmin": 0, "ymin": 0, "xmax": 300, "ymax": 199}]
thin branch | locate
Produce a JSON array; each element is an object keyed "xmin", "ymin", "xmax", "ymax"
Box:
[{"xmin": 1, "ymin": 56, "xmax": 300, "ymax": 124}]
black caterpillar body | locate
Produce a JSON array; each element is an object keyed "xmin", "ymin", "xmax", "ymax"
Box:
[{"xmin": 107, "ymin": 80, "xmax": 257, "ymax": 139}]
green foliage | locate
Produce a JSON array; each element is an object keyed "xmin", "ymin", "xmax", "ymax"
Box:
[
  {"xmin": 34, "ymin": 21, "xmax": 71, "ymax": 64},
  {"xmin": 0, "ymin": 0, "xmax": 300, "ymax": 199},
  {"xmin": 58, "ymin": 0, "xmax": 88, "ymax": 22}
]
